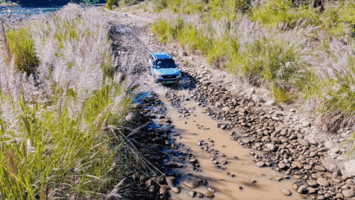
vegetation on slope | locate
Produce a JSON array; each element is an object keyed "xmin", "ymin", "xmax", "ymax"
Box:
[{"xmin": 0, "ymin": 4, "xmax": 134, "ymax": 199}]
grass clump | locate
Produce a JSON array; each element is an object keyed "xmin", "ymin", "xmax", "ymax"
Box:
[
  {"xmin": 106, "ymin": 0, "xmax": 118, "ymax": 10},
  {"xmin": 6, "ymin": 27, "xmax": 40, "ymax": 75}
]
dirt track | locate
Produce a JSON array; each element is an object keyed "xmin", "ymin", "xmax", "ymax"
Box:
[{"xmin": 105, "ymin": 8, "xmax": 355, "ymax": 200}]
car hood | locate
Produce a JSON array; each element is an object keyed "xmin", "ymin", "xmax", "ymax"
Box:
[{"xmin": 154, "ymin": 68, "xmax": 180, "ymax": 75}]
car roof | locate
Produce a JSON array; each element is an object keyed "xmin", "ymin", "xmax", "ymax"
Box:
[{"xmin": 152, "ymin": 52, "xmax": 172, "ymax": 59}]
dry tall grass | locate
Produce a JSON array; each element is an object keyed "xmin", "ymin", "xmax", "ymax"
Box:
[{"xmin": 0, "ymin": 4, "xmax": 135, "ymax": 199}]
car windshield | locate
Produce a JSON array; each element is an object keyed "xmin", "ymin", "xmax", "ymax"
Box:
[{"xmin": 155, "ymin": 59, "xmax": 175, "ymax": 69}]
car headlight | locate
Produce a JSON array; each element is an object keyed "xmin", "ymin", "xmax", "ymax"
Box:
[{"xmin": 177, "ymin": 73, "xmax": 182, "ymax": 78}]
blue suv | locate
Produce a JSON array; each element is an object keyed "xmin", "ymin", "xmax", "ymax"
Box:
[{"xmin": 149, "ymin": 52, "xmax": 182, "ymax": 84}]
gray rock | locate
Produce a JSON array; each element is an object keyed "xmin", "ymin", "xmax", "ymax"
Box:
[
  {"xmin": 298, "ymin": 139, "xmax": 309, "ymax": 147},
  {"xmin": 322, "ymin": 154, "xmax": 337, "ymax": 172},
  {"xmin": 188, "ymin": 191, "xmax": 196, "ymax": 197},
  {"xmin": 205, "ymin": 191, "xmax": 214, "ymax": 198},
  {"xmin": 222, "ymin": 106, "xmax": 230, "ymax": 112},
  {"xmin": 257, "ymin": 161, "xmax": 266, "ymax": 167},
  {"xmin": 208, "ymin": 187, "xmax": 216, "ymax": 193},
  {"xmin": 196, "ymin": 192, "xmax": 204, "ymax": 198},
  {"xmin": 335, "ymin": 193, "xmax": 344, "ymax": 199},
  {"xmin": 182, "ymin": 178, "xmax": 200, "ymax": 189},
  {"xmin": 282, "ymin": 189, "xmax": 292, "ymax": 196},
  {"xmin": 317, "ymin": 178, "xmax": 329, "ymax": 187},
  {"xmin": 278, "ymin": 162, "xmax": 287, "ymax": 170},
  {"xmin": 315, "ymin": 165, "xmax": 326, "ymax": 172},
  {"xmin": 125, "ymin": 112, "xmax": 135, "ymax": 121},
  {"xmin": 280, "ymin": 129, "xmax": 287, "ymax": 136},
  {"xmin": 292, "ymin": 161, "xmax": 303, "ymax": 169},
  {"xmin": 303, "ymin": 121, "xmax": 311, "ymax": 127},
  {"xmin": 266, "ymin": 143, "xmax": 276, "ymax": 151},
  {"xmin": 265, "ymin": 100, "xmax": 275, "ymax": 106},
  {"xmin": 308, "ymin": 187, "xmax": 317, "ymax": 194},
  {"xmin": 307, "ymin": 180, "xmax": 318, "ymax": 187},
  {"xmin": 172, "ymin": 187, "xmax": 180, "ymax": 194},
  {"xmin": 342, "ymin": 189, "xmax": 354, "ymax": 198},
  {"xmin": 344, "ymin": 160, "xmax": 355, "ymax": 176},
  {"xmin": 297, "ymin": 186, "xmax": 306, "ymax": 194},
  {"xmin": 159, "ymin": 185, "xmax": 169, "ymax": 195}
]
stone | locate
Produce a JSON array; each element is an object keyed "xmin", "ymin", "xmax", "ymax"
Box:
[
  {"xmin": 125, "ymin": 112, "xmax": 135, "ymax": 121},
  {"xmin": 280, "ymin": 129, "xmax": 288, "ymax": 136},
  {"xmin": 342, "ymin": 189, "xmax": 355, "ymax": 198},
  {"xmin": 266, "ymin": 143, "xmax": 276, "ymax": 151},
  {"xmin": 307, "ymin": 180, "xmax": 318, "ymax": 187},
  {"xmin": 322, "ymin": 154, "xmax": 337, "ymax": 172},
  {"xmin": 205, "ymin": 191, "xmax": 214, "ymax": 198},
  {"xmin": 282, "ymin": 189, "xmax": 292, "ymax": 196},
  {"xmin": 308, "ymin": 187, "xmax": 317, "ymax": 194},
  {"xmin": 344, "ymin": 160, "xmax": 355, "ymax": 176},
  {"xmin": 317, "ymin": 178, "xmax": 329, "ymax": 187},
  {"xmin": 297, "ymin": 186, "xmax": 306, "ymax": 194},
  {"xmin": 256, "ymin": 161, "xmax": 266, "ymax": 167},
  {"xmin": 303, "ymin": 122, "xmax": 311, "ymax": 127},
  {"xmin": 315, "ymin": 165, "xmax": 326, "ymax": 172},
  {"xmin": 293, "ymin": 161, "xmax": 303, "ymax": 169},
  {"xmin": 222, "ymin": 106, "xmax": 230, "ymax": 112},
  {"xmin": 188, "ymin": 191, "xmax": 196, "ymax": 197},
  {"xmin": 298, "ymin": 139, "xmax": 309, "ymax": 147},
  {"xmin": 148, "ymin": 185, "xmax": 155, "ymax": 193},
  {"xmin": 172, "ymin": 187, "xmax": 180, "ymax": 194},
  {"xmin": 182, "ymin": 178, "xmax": 200, "ymax": 189},
  {"xmin": 274, "ymin": 176, "xmax": 283, "ymax": 181},
  {"xmin": 196, "ymin": 192, "xmax": 204, "ymax": 198},
  {"xmin": 278, "ymin": 162, "xmax": 287, "ymax": 170},
  {"xmin": 208, "ymin": 187, "xmax": 216, "ymax": 193},
  {"xmin": 159, "ymin": 185, "xmax": 169, "ymax": 195},
  {"xmin": 145, "ymin": 179, "xmax": 154, "ymax": 187},
  {"xmin": 304, "ymin": 165, "xmax": 312, "ymax": 170},
  {"xmin": 335, "ymin": 193, "xmax": 344, "ymax": 199}
]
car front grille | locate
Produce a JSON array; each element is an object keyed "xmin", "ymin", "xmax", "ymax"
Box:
[{"xmin": 162, "ymin": 75, "xmax": 177, "ymax": 79}]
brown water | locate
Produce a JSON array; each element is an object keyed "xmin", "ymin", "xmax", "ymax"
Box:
[{"xmin": 159, "ymin": 90, "xmax": 300, "ymax": 200}]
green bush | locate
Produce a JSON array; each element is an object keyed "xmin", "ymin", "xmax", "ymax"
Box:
[
  {"xmin": 7, "ymin": 28, "xmax": 40, "ymax": 75},
  {"xmin": 106, "ymin": 0, "xmax": 118, "ymax": 9}
]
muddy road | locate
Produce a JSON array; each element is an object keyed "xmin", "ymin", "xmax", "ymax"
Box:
[{"xmin": 106, "ymin": 10, "xmax": 355, "ymax": 200}]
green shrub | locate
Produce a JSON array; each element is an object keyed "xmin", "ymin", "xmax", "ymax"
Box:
[
  {"xmin": 208, "ymin": 0, "xmax": 251, "ymax": 20},
  {"xmin": 7, "ymin": 28, "xmax": 40, "ymax": 75},
  {"xmin": 106, "ymin": 0, "xmax": 118, "ymax": 9}
]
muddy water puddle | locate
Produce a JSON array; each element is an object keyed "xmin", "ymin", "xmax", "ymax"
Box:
[{"xmin": 159, "ymin": 90, "xmax": 298, "ymax": 200}]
